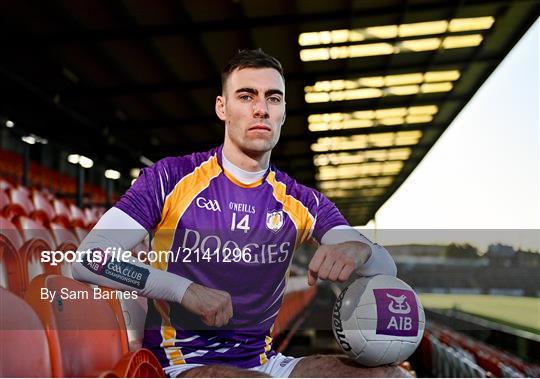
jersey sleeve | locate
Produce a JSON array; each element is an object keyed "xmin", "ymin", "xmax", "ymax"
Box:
[
  {"xmin": 115, "ymin": 158, "xmax": 178, "ymax": 231},
  {"xmin": 312, "ymin": 192, "xmax": 349, "ymax": 243}
]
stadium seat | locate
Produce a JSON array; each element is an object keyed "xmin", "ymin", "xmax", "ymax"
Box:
[
  {"xmin": 84, "ymin": 207, "xmax": 98, "ymax": 224},
  {"xmin": 0, "ymin": 217, "xmax": 25, "ymax": 295},
  {"xmin": 0, "ymin": 189, "xmax": 9, "ymax": 210},
  {"xmin": 110, "ymin": 348, "xmax": 163, "ymax": 377},
  {"xmin": 74, "ymin": 226, "xmax": 89, "ymax": 243},
  {"xmin": 13, "ymin": 215, "xmax": 57, "ymax": 248},
  {"xmin": 69, "ymin": 203, "xmax": 87, "ymax": 227},
  {"xmin": 50, "ymin": 221, "xmax": 80, "ymax": 247},
  {"xmin": 21, "ymin": 238, "xmax": 60, "ymax": 291},
  {"xmin": 12, "ymin": 215, "xmax": 64, "ymax": 289},
  {"xmin": 25, "ymin": 275, "xmax": 126, "ymax": 377},
  {"xmin": 0, "ymin": 215, "xmax": 23, "ymax": 250},
  {"xmin": 476, "ymin": 351, "xmax": 503, "ymax": 377},
  {"xmin": 9, "ymin": 186, "xmax": 34, "ymax": 214},
  {"xmin": 0, "ymin": 287, "xmax": 53, "ymax": 377},
  {"xmin": 31, "ymin": 189, "xmax": 56, "ymax": 227},
  {"xmin": 52, "ymin": 199, "xmax": 72, "ymax": 221},
  {"xmin": 48, "ymin": 222, "xmax": 79, "ymax": 278},
  {"xmin": 1, "ymin": 202, "xmax": 28, "ymax": 221},
  {"xmin": 0, "ymin": 178, "xmax": 14, "ymax": 192},
  {"xmin": 15, "ymin": 184, "xmax": 30, "ymax": 197}
]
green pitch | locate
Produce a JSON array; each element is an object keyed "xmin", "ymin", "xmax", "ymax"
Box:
[{"xmin": 419, "ymin": 294, "xmax": 540, "ymax": 335}]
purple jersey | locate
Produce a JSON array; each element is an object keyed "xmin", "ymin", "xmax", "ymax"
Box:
[{"xmin": 115, "ymin": 145, "xmax": 348, "ymax": 369}]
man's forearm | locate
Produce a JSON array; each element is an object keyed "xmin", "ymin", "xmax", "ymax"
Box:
[
  {"xmin": 72, "ymin": 255, "xmax": 191, "ymax": 303},
  {"xmin": 72, "ymin": 206, "xmax": 192, "ymax": 303}
]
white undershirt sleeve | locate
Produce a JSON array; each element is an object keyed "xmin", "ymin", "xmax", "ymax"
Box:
[
  {"xmin": 321, "ymin": 225, "xmax": 397, "ymax": 277},
  {"xmin": 72, "ymin": 207, "xmax": 192, "ymax": 303}
]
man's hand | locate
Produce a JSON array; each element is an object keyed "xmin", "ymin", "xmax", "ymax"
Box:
[
  {"xmin": 180, "ymin": 283, "xmax": 233, "ymax": 327},
  {"xmin": 307, "ymin": 241, "xmax": 371, "ymax": 286}
]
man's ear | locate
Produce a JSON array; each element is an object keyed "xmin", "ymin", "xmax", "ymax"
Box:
[{"xmin": 215, "ymin": 95, "xmax": 226, "ymax": 122}]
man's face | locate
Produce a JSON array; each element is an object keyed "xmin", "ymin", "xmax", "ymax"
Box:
[{"xmin": 216, "ymin": 67, "xmax": 286, "ymax": 156}]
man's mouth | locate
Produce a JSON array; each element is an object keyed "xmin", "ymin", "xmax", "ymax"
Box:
[{"xmin": 249, "ymin": 124, "xmax": 271, "ymax": 132}]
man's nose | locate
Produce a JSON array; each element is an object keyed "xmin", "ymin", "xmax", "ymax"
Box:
[{"xmin": 253, "ymin": 98, "xmax": 269, "ymax": 118}]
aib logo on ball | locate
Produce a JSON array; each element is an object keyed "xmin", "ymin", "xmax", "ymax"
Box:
[{"xmin": 373, "ymin": 289, "xmax": 418, "ymax": 337}]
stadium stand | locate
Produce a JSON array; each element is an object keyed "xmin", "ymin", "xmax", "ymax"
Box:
[
  {"xmin": 416, "ymin": 322, "xmax": 540, "ymax": 378},
  {"xmin": 0, "ymin": 149, "xmax": 109, "ymax": 206}
]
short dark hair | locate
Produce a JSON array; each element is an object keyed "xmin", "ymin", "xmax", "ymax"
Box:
[{"xmin": 221, "ymin": 49, "xmax": 284, "ymax": 92}]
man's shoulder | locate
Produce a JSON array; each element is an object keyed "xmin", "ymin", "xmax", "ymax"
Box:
[
  {"xmin": 152, "ymin": 147, "xmax": 220, "ymax": 175},
  {"xmin": 270, "ymin": 166, "xmax": 322, "ymax": 205}
]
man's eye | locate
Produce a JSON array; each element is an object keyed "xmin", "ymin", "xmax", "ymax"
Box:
[
  {"xmin": 239, "ymin": 95, "xmax": 252, "ymax": 101},
  {"xmin": 268, "ymin": 96, "xmax": 282, "ymax": 104}
]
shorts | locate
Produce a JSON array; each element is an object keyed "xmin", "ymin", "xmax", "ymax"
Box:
[{"xmin": 164, "ymin": 353, "xmax": 303, "ymax": 378}]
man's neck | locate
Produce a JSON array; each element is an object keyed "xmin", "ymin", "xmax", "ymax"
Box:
[
  {"xmin": 222, "ymin": 153, "xmax": 266, "ymax": 184},
  {"xmin": 222, "ymin": 143, "xmax": 270, "ymax": 172}
]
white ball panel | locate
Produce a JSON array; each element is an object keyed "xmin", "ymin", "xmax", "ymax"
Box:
[
  {"xmin": 355, "ymin": 340, "xmax": 393, "ymax": 367},
  {"xmin": 379, "ymin": 340, "xmax": 402, "ymax": 365},
  {"xmin": 354, "ymin": 303, "xmax": 378, "ymax": 320}
]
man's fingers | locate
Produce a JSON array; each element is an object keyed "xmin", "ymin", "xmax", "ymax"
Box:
[
  {"xmin": 337, "ymin": 264, "xmax": 355, "ymax": 282},
  {"xmin": 308, "ymin": 246, "xmax": 330, "ymax": 285},
  {"xmin": 308, "ymin": 247, "xmax": 327, "ymax": 275},
  {"xmin": 307, "ymin": 269, "xmax": 317, "ymax": 286},
  {"xmin": 317, "ymin": 257, "xmax": 335, "ymax": 280},
  {"xmin": 328, "ymin": 260, "xmax": 344, "ymax": 281},
  {"xmin": 203, "ymin": 308, "xmax": 216, "ymax": 326},
  {"xmin": 228, "ymin": 301, "xmax": 234, "ymax": 322},
  {"xmin": 181, "ymin": 284, "xmax": 234, "ymax": 327},
  {"xmin": 215, "ymin": 308, "xmax": 226, "ymax": 327}
]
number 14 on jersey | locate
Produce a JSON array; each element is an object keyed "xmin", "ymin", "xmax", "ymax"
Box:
[{"xmin": 231, "ymin": 212, "xmax": 250, "ymax": 233}]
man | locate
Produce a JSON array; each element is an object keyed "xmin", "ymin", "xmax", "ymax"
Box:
[{"xmin": 73, "ymin": 49, "xmax": 404, "ymax": 377}]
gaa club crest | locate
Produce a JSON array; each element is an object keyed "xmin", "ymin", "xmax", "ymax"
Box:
[{"xmin": 266, "ymin": 210, "xmax": 284, "ymax": 232}]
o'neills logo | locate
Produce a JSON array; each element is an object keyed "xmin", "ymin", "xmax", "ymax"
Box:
[{"xmin": 332, "ymin": 287, "xmax": 351, "ymax": 352}]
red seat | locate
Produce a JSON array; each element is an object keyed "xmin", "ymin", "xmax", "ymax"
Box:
[
  {"xmin": 85, "ymin": 207, "xmax": 98, "ymax": 224},
  {"xmin": 0, "ymin": 287, "xmax": 53, "ymax": 377},
  {"xmin": 1, "ymin": 203, "xmax": 27, "ymax": 220},
  {"xmin": 0, "ymin": 217, "xmax": 25, "ymax": 295},
  {"xmin": 26, "ymin": 275, "xmax": 125, "ymax": 377},
  {"xmin": 13, "ymin": 215, "xmax": 57, "ymax": 248},
  {"xmin": 49, "ymin": 222, "xmax": 80, "ymax": 278},
  {"xmin": 31, "ymin": 190, "xmax": 56, "ymax": 227},
  {"xmin": 74, "ymin": 226, "xmax": 89, "ymax": 242},
  {"xmin": 53, "ymin": 199, "xmax": 72, "ymax": 220},
  {"xmin": 50, "ymin": 221, "xmax": 80, "ymax": 247},
  {"xmin": 0, "ymin": 215, "xmax": 23, "ymax": 250},
  {"xmin": 12, "ymin": 216, "xmax": 61, "ymax": 289},
  {"xmin": 14, "ymin": 184, "xmax": 31, "ymax": 198},
  {"xmin": 0, "ymin": 190, "xmax": 9, "ymax": 211},
  {"xmin": 25, "ymin": 275, "xmax": 164, "ymax": 377},
  {"xmin": 0, "ymin": 178, "xmax": 14, "ymax": 192},
  {"xmin": 9, "ymin": 186, "xmax": 34, "ymax": 215},
  {"xmin": 70, "ymin": 203, "xmax": 87, "ymax": 227}
]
